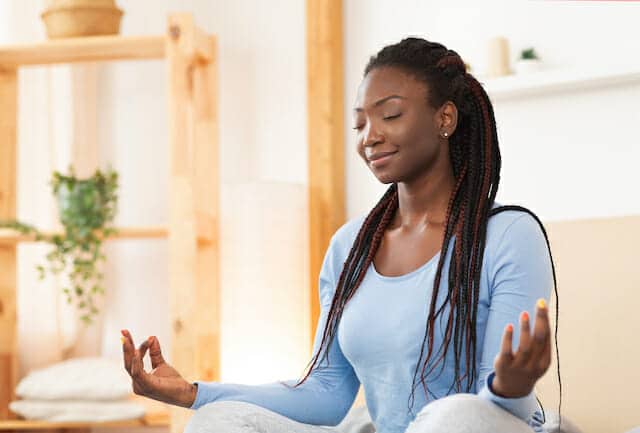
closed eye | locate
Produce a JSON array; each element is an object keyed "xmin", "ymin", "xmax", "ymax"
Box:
[
  {"xmin": 383, "ymin": 114, "xmax": 402, "ymax": 121},
  {"xmin": 352, "ymin": 113, "xmax": 402, "ymax": 131}
]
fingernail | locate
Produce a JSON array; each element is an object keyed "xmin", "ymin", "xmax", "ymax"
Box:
[
  {"xmin": 537, "ymin": 298, "xmax": 546, "ymax": 309},
  {"xmin": 121, "ymin": 336, "xmax": 126, "ymax": 345},
  {"xmin": 506, "ymin": 324, "xmax": 513, "ymax": 332},
  {"xmin": 521, "ymin": 311, "xmax": 529, "ymax": 321}
]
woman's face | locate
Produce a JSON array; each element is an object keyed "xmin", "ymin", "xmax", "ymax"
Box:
[{"xmin": 352, "ymin": 66, "xmax": 456, "ymax": 184}]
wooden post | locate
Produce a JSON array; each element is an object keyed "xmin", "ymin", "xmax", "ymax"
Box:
[
  {"xmin": 192, "ymin": 35, "xmax": 220, "ymax": 385},
  {"xmin": 166, "ymin": 13, "xmax": 219, "ymax": 433},
  {"xmin": 0, "ymin": 67, "xmax": 18, "ymax": 420},
  {"xmin": 306, "ymin": 0, "xmax": 346, "ymax": 348}
]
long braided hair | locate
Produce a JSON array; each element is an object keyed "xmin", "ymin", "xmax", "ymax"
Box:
[{"xmin": 288, "ymin": 37, "xmax": 560, "ymax": 422}]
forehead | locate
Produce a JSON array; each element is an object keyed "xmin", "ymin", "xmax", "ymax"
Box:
[{"xmin": 354, "ymin": 66, "xmax": 428, "ymax": 110}]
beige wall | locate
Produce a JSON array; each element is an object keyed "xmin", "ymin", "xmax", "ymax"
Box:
[{"xmin": 536, "ymin": 216, "xmax": 640, "ymax": 433}]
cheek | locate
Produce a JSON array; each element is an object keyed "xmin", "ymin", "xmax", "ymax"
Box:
[{"xmin": 356, "ymin": 138, "xmax": 366, "ymax": 159}]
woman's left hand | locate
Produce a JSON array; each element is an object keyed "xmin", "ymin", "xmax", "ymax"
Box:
[{"xmin": 491, "ymin": 298, "xmax": 551, "ymax": 398}]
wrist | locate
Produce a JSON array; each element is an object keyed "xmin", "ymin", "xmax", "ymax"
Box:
[
  {"xmin": 182, "ymin": 383, "xmax": 198, "ymax": 408},
  {"xmin": 490, "ymin": 375, "xmax": 529, "ymax": 399}
]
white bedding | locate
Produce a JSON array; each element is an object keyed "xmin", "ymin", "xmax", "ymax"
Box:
[
  {"xmin": 16, "ymin": 357, "xmax": 131, "ymax": 401},
  {"xmin": 9, "ymin": 399, "xmax": 145, "ymax": 422}
]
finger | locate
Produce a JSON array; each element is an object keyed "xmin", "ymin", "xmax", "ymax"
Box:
[
  {"xmin": 121, "ymin": 329, "xmax": 134, "ymax": 375},
  {"xmin": 130, "ymin": 345, "xmax": 149, "ymax": 389},
  {"xmin": 500, "ymin": 323, "xmax": 514, "ymax": 357},
  {"xmin": 149, "ymin": 336, "xmax": 167, "ymax": 369},
  {"xmin": 138, "ymin": 338, "xmax": 151, "ymax": 359},
  {"xmin": 537, "ymin": 331, "xmax": 552, "ymax": 374},
  {"xmin": 516, "ymin": 311, "xmax": 532, "ymax": 360},
  {"xmin": 497, "ymin": 323, "xmax": 513, "ymax": 362},
  {"xmin": 531, "ymin": 299, "xmax": 550, "ymax": 354},
  {"xmin": 494, "ymin": 323, "xmax": 515, "ymax": 371}
]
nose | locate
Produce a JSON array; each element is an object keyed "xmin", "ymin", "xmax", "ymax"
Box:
[{"xmin": 363, "ymin": 121, "xmax": 384, "ymax": 147}]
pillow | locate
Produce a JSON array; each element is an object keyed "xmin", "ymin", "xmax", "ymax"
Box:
[
  {"xmin": 16, "ymin": 357, "xmax": 131, "ymax": 401},
  {"xmin": 9, "ymin": 399, "xmax": 145, "ymax": 422}
]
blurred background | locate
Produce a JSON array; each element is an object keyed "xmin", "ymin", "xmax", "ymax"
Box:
[{"xmin": 0, "ymin": 1, "xmax": 638, "ymax": 433}]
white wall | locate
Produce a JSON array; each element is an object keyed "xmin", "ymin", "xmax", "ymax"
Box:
[{"xmin": 344, "ymin": 1, "xmax": 640, "ymax": 222}]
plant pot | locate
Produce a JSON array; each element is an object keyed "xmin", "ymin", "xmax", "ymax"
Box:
[
  {"xmin": 56, "ymin": 180, "xmax": 110, "ymax": 231},
  {"xmin": 514, "ymin": 59, "xmax": 543, "ymax": 75},
  {"xmin": 41, "ymin": 0, "xmax": 123, "ymax": 39}
]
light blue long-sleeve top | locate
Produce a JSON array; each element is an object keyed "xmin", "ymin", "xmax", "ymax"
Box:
[{"xmin": 190, "ymin": 202, "xmax": 553, "ymax": 433}]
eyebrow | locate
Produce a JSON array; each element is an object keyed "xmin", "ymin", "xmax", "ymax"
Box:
[{"xmin": 353, "ymin": 94, "xmax": 406, "ymax": 112}]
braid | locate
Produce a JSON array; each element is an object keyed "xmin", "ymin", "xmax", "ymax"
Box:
[{"xmin": 287, "ymin": 37, "xmax": 561, "ymax": 424}]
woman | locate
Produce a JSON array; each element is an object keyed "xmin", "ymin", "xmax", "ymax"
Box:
[{"xmin": 122, "ymin": 37, "xmax": 558, "ymax": 433}]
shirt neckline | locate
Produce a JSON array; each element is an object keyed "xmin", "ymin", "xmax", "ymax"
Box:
[{"xmin": 370, "ymin": 250, "xmax": 441, "ymax": 282}]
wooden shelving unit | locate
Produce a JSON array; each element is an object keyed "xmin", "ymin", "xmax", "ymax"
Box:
[{"xmin": 0, "ymin": 13, "xmax": 219, "ymax": 433}]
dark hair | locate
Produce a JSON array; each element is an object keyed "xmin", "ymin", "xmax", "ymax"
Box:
[{"xmin": 287, "ymin": 37, "xmax": 560, "ymax": 423}]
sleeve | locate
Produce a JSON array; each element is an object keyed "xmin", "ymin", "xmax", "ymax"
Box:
[
  {"xmin": 189, "ymin": 232, "xmax": 361, "ymax": 427},
  {"xmin": 475, "ymin": 213, "xmax": 553, "ymax": 431}
]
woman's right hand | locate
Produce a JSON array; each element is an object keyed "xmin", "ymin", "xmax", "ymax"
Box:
[{"xmin": 121, "ymin": 329, "xmax": 197, "ymax": 408}]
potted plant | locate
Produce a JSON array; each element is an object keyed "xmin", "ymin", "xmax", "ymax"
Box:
[
  {"xmin": 0, "ymin": 167, "xmax": 119, "ymax": 325},
  {"xmin": 515, "ymin": 47, "xmax": 543, "ymax": 74}
]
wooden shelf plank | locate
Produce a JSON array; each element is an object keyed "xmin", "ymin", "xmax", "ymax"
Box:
[
  {"xmin": 0, "ymin": 226, "xmax": 168, "ymax": 244},
  {"xmin": 0, "ymin": 224, "xmax": 216, "ymax": 245},
  {"xmin": 0, "ymin": 415, "xmax": 168, "ymax": 430},
  {"xmin": 0, "ymin": 35, "xmax": 165, "ymax": 67},
  {"xmin": 0, "ymin": 396, "xmax": 169, "ymax": 430}
]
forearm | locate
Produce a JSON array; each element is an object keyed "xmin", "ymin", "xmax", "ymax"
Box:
[{"xmin": 189, "ymin": 375, "xmax": 359, "ymax": 426}]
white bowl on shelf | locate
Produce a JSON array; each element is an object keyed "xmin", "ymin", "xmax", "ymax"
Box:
[{"xmin": 514, "ymin": 59, "xmax": 543, "ymax": 75}]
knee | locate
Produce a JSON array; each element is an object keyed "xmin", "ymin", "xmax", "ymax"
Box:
[
  {"xmin": 415, "ymin": 393, "xmax": 488, "ymax": 424},
  {"xmin": 405, "ymin": 393, "xmax": 528, "ymax": 433},
  {"xmin": 184, "ymin": 401, "xmax": 259, "ymax": 433}
]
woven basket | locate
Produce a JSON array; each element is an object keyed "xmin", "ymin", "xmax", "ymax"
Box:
[{"xmin": 41, "ymin": 0, "xmax": 123, "ymax": 39}]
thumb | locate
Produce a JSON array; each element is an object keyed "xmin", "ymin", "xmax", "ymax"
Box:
[{"xmin": 149, "ymin": 336, "xmax": 167, "ymax": 369}]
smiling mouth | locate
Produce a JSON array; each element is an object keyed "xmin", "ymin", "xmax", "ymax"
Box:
[{"xmin": 368, "ymin": 152, "xmax": 397, "ymax": 167}]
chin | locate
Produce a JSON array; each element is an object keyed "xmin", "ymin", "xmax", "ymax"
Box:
[{"xmin": 371, "ymin": 171, "xmax": 398, "ymax": 184}]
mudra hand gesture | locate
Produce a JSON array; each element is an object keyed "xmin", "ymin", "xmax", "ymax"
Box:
[
  {"xmin": 492, "ymin": 298, "xmax": 551, "ymax": 398},
  {"xmin": 121, "ymin": 329, "xmax": 197, "ymax": 408}
]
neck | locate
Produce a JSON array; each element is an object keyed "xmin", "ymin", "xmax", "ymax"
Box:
[{"xmin": 394, "ymin": 160, "xmax": 456, "ymax": 231}]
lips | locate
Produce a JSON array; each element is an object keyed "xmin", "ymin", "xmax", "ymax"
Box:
[{"xmin": 367, "ymin": 151, "xmax": 397, "ymax": 162}]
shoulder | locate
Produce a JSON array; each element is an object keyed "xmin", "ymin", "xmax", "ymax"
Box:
[
  {"xmin": 484, "ymin": 202, "xmax": 552, "ymax": 287},
  {"xmin": 331, "ymin": 214, "xmax": 367, "ymax": 251},
  {"xmin": 485, "ymin": 202, "xmax": 547, "ymax": 252},
  {"xmin": 317, "ymin": 214, "xmax": 367, "ymax": 304}
]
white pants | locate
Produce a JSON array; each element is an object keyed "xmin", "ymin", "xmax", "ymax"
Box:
[{"xmin": 184, "ymin": 393, "xmax": 534, "ymax": 433}]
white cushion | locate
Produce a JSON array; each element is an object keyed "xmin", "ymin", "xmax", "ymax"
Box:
[
  {"xmin": 16, "ymin": 357, "xmax": 131, "ymax": 401},
  {"xmin": 9, "ymin": 399, "xmax": 145, "ymax": 422}
]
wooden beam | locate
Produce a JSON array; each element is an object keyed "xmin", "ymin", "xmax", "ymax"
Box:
[
  {"xmin": 166, "ymin": 13, "xmax": 219, "ymax": 433},
  {"xmin": 0, "ymin": 35, "xmax": 164, "ymax": 67},
  {"xmin": 0, "ymin": 68, "xmax": 17, "ymax": 420},
  {"xmin": 192, "ymin": 33, "xmax": 220, "ymax": 385},
  {"xmin": 0, "ymin": 226, "xmax": 169, "ymax": 244},
  {"xmin": 306, "ymin": 0, "xmax": 346, "ymax": 349}
]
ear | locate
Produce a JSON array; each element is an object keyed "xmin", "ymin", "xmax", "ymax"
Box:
[{"xmin": 437, "ymin": 101, "xmax": 458, "ymax": 137}]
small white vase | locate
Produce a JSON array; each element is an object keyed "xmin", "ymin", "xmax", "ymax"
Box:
[{"xmin": 514, "ymin": 59, "xmax": 543, "ymax": 75}]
